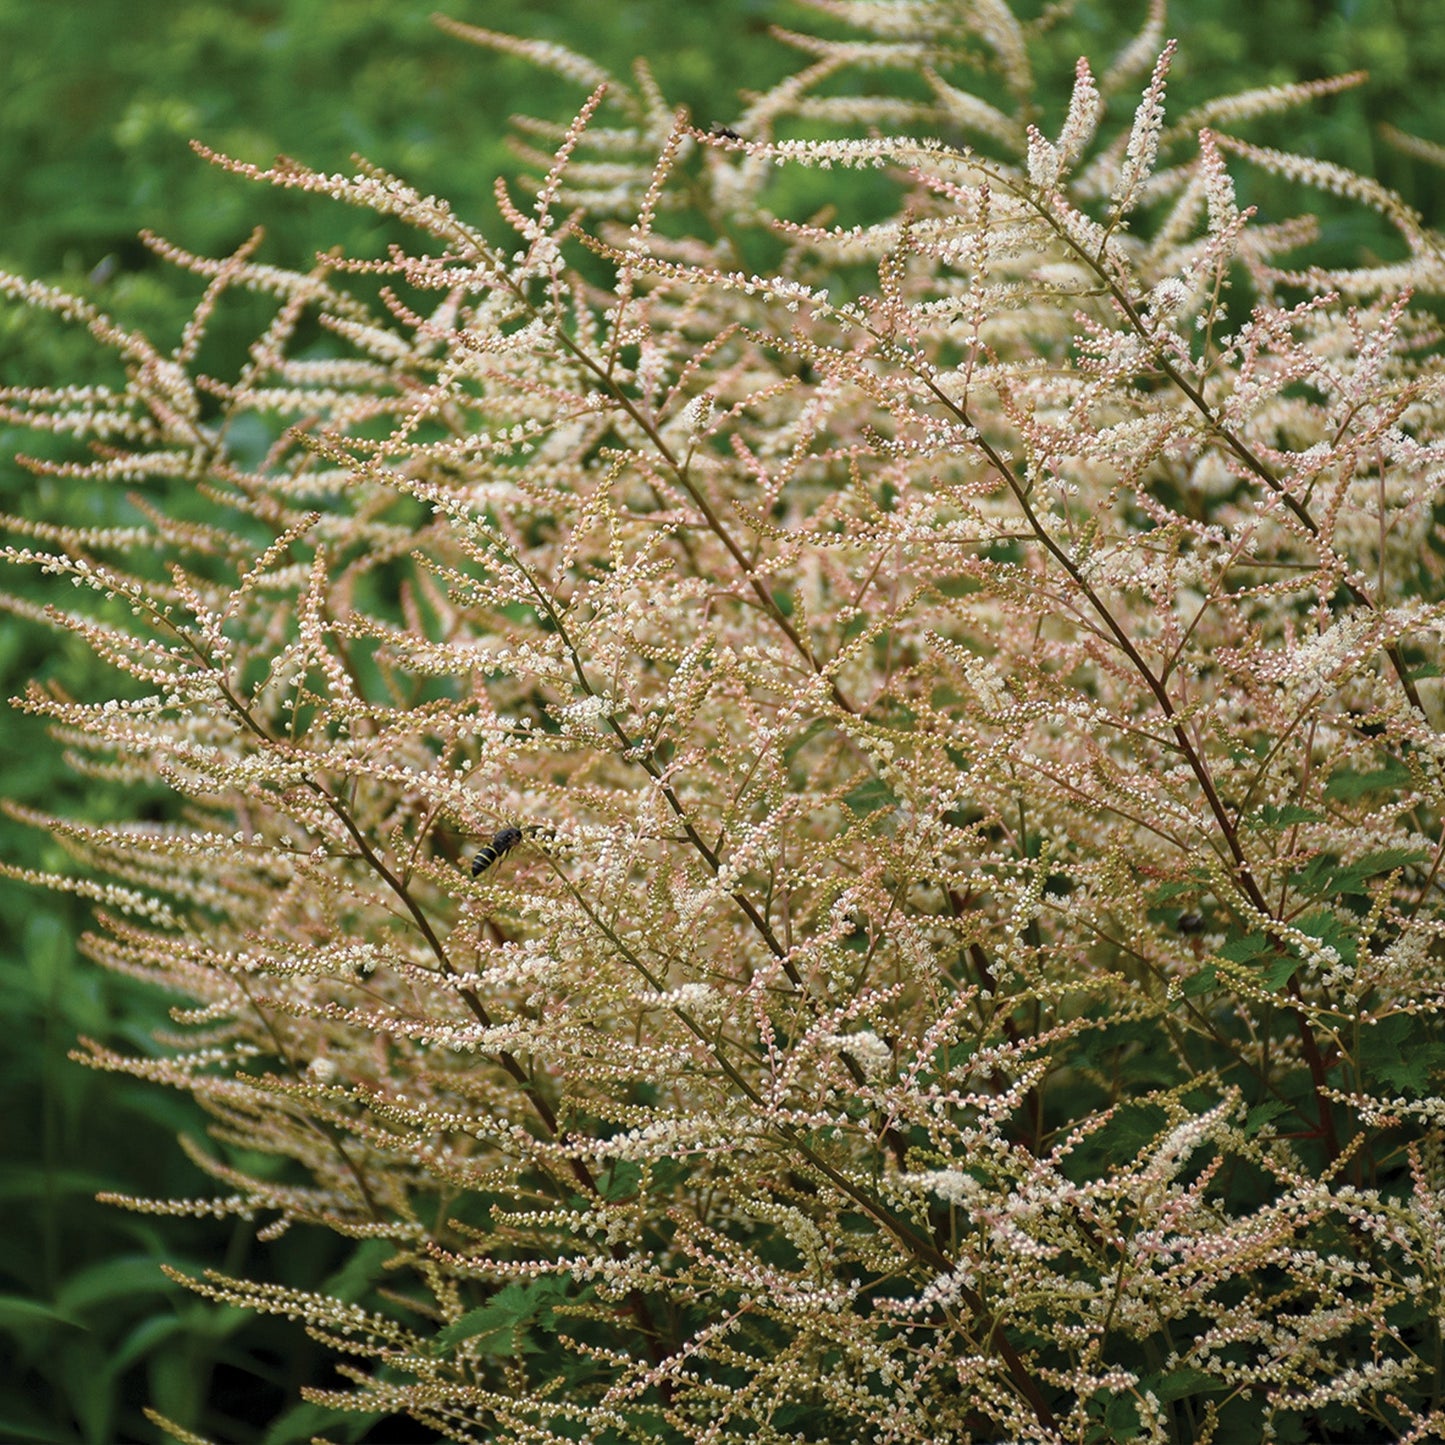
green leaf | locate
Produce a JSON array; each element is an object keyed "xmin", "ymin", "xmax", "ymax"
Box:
[
  {"xmin": 1247, "ymin": 803, "xmax": 1323, "ymax": 828},
  {"xmin": 842, "ymin": 777, "xmax": 897, "ymax": 817},
  {"xmin": 0, "ymin": 1410, "xmax": 77, "ymax": 1445},
  {"xmin": 1149, "ymin": 1365, "xmax": 1221, "ymax": 1401},
  {"xmin": 782, "ymin": 717, "xmax": 831, "ymax": 764},
  {"xmin": 1105, "ymin": 1393, "xmax": 1142, "ymax": 1438},
  {"xmin": 601, "ymin": 1158, "xmax": 642, "ymax": 1201},
  {"xmin": 24, "ymin": 912, "xmax": 72, "ymax": 994},
  {"xmin": 1149, "ymin": 880, "xmax": 1198, "ymax": 903},
  {"xmin": 1243, "ymin": 1100, "xmax": 1291, "ymax": 1137},
  {"xmin": 107, "ymin": 1314, "xmax": 185, "ymax": 1378},
  {"xmin": 1331, "ymin": 848, "xmax": 1429, "ymax": 895},
  {"xmin": 431, "ymin": 1276, "xmax": 573, "ymax": 1357},
  {"xmin": 934, "ymin": 574, "xmax": 980, "ymax": 597},
  {"xmin": 58, "ymin": 1335, "xmax": 116, "ymax": 1445},
  {"xmin": 1182, "ymin": 964, "xmax": 1217, "ymax": 997},
  {"xmin": 146, "ymin": 1338, "xmax": 207, "ymax": 1429},
  {"xmin": 1218, "ymin": 931, "xmax": 1269, "ymax": 964},
  {"xmin": 322, "ymin": 1237, "xmax": 395, "ymax": 1303},
  {"xmin": 1358, "ymin": 1014, "xmax": 1445, "ymax": 1096},
  {"xmin": 0, "ymin": 1166, "xmax": 117, "ymax": 1202},
  {"xmin": 1083, "ymin": 1104, "xmax": 1168, "ymax": 1169},
  {"xmin": 1292, "ymin": 909, "xmax": 1352, "ymax": 957},
  {"xmin": 1261, "ymin": 952, "xmax": 1298, "ymax": 990},
  {"xmin": 57, "ymin": 1256, "xmax": 174, "ymax": 1314},
  {"xmin": 262, "ymin": 1398, "xmax": 381, "ymax": 1445},
  {"xmin": 1323, "ymin": 758, "xmax": 1410, "ymax": 800},
  {"xmin": 0, "ymin": 1295, "xmax": 83, "ymax": 1333},
  {"xmin": 649, "ymin": 1155, "xmax": 690, "ymax": 1193},
  {"xmin": 1288, "ymin": 852, "xmax": 1339, "ymax": 895}
]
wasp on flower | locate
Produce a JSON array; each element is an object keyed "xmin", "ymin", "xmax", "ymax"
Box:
[{"xmin": 469, "ymin": 825, "xmax": 526, "ymax": 877}]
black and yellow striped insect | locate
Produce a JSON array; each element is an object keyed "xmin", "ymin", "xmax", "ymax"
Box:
[{"xmin": 470, "ymin": 825, "xmax": 525, "ymax": 877}]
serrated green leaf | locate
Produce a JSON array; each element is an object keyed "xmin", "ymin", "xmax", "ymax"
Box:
[
  {"xmin": 1150, "ymin": 1365, "xmax": 1221, "ymax": 1401},
  {"xmin": 1218, "ymin": 932, "xmax": 1269, "ymax": 964},
  {"xmin": 1248, "ymin": 803, "xmax": 1322, "ymax": 828},
  {"xmin": 1331, "ymin": 848, "xmax": 1430, "ymax": 895},
  {"xmin": 1149, "ymin": 881, "xmax": 1197, "ymax": 903},
  {"xmin": 431, "ymin": 1276, "xmax": 573, "ymax": 1356},
  {"xmin": 1262, "ymin": 953, "xmax": 1298, "ymax": 990},
  {"xmin": 1289, "ymin": 852, "xmax": 1338, "ymax": 895},
  {"xmin": 1358, "ymin": 1014, "xmax": 1445, "ymax": 1096},
  {"xmin": 1293, "ymin": 909, "xmax": 1351, "ymax": 953},
  {"xmin": 1105, "ymin": 1393, "xmax": 1142, "ymax": 1437},
  {"xmin": 601, "ymin": 1158, "xmax": 642, "ymax": 1201},
  {"xmin": 1085, "ymin": 1104, "xmax": 1168, "ymax": 1168},
  {"xmin": 1323, "ymin": 758, "xmax": 1410, "ymax": 800},
  {"xmin": 1182, "ymin": 964, "xmax": 1217, "ymax": 997},
  {"xmin": 1243, "ymin": 1100, "xmax": 1291, "ymax": 1137}
]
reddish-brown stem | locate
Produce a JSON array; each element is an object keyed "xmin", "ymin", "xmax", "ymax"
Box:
[{"xmin": 913, "ymin": 370, "xmax": 1341, "ymax": 1159}]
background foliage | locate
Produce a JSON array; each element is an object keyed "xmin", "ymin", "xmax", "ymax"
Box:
[{"xmin": 2, "ymin": 1, "xmax": 1445, "ymax": 1441}]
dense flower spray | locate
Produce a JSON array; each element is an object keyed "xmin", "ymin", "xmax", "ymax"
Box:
[{"xmin": 5, "ymin": 3, "xmax": 1445, "ymax": 1440}]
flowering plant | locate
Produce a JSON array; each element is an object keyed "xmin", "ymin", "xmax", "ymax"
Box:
[{"xmin": 5, "ymin": 4, "xmax": 1445, "ymax": 1441}]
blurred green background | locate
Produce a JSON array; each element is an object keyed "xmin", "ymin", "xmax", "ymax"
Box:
[{"xmin": 1, "ymin": 1, "xmax": 1443, "ymax": 1440}]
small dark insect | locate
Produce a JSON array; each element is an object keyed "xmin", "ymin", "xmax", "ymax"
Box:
[
  {"xmin": 708, "ymin": 123, "xmax": 743, "ymax": 140},
  {"xmin": 1177, "ymin": 911, "xmax": 1207, "ymax": 935},
  {"xmin": 471, "ymin": 826, "xmax": 525, "ymax": 877}
]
